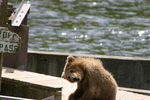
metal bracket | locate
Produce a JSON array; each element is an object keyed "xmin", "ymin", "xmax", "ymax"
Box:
[{"xmin": 11, "ymin": 0, "xmax": 31, "ymax": 26}]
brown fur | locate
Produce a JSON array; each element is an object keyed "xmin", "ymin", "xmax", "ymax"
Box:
[{"xmin": 61, "ymin": 55, "xmax": 118, "ymax": 100}]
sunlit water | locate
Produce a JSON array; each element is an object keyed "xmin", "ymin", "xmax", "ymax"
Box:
[{"xmin": 9, "ymin": 0, "xmax": 150, "ymax": 58}]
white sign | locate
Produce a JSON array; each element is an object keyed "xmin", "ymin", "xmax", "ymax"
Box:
[{"xmin": 0, "ymin": 27, "xmax": 21, "ymax": 53}]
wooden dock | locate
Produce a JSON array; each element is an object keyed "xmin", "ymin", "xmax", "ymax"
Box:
[{"xmin": 1, "ymin": 67, "xmax": 150, "ymax": 100}]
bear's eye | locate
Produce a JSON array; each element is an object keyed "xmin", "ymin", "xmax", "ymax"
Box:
[{"xmin": 70, "ymin": 70, "xmax": 74, "ymax": 73}]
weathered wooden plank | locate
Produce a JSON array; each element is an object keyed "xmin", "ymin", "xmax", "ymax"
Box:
[
  {"xmin": 2, "ymin": 67, "xmax": 62, "ymax": 100},
  {"xmin": 119, "ymin": 87, "xmax": 150, "ymax": 96},
  {"xmin": 0, "ymin": 95, "xmax": 33, "ymax": 100},
  {"xmin": 2, "ymin": 67, "xmax": 62, "ymax": 88},
  {"xmin": 2, "ymin": 67, "xmax": 150, "ymax": 100},
  {"xmin": 116, "ymin": 90, "xmax": 150, "ymax": 100}
]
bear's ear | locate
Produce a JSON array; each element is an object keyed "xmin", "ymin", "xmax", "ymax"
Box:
[{"xmin": 67, "ymin": 55, "xmax": 75, "ymax": 62}]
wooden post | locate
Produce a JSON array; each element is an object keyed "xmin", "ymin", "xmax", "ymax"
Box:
[
  {"xmin": 0, "ymin": 53, "xmax": 2, "ymax": 91},
  {"xmin": 0, "ymin": 0, "xmax": 8, "ymax": 91},
  {"xmin": 0, "ymin": 0, "xmax": 8, "ymax": 23},
  {"xmin": 2, "ymin": 1, "xmax": 30, "ymax": 70}
]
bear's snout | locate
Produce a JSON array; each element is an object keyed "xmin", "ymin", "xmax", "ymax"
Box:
[
  {"xmin": 67, "ymin": 75, "xmax": 81, "ymax": 82},
  {"xmin": 72, "ymin": 77, "xmax": 80, "ymax": 81}
]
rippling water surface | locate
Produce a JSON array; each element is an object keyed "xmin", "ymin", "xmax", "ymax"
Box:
[{"xmin": 10, "ymin": 0, "xmax": 150, "ymax": 58}]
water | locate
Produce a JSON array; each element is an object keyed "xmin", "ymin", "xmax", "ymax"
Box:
[{"xmin": 9, "ymin": 0, "xmax": 150, "ymax": 58}]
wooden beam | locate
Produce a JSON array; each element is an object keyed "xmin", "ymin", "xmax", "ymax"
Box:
[
  {"xmin": 0, "ymin": 0, "xmax": 8, "ymax": 24},
  {"xmin": 0, "ymin": 53, "xmax": 2, "ymax": 90},
  {"xmin": 0, "ymin": 0, "xmax": 8, "ymax": 91}
]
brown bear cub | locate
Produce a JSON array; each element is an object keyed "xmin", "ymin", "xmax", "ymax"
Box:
[{"xmin": 62, "ymin": 55, "xmax": 118, "ymax": 100}]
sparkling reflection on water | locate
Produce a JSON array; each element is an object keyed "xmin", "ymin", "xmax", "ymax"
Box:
[{"xmin": 10, "ymin": 0, "xmax": 150, "ymax": 58}]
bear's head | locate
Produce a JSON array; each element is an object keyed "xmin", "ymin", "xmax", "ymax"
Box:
[{"xmin": 61, "ymin": 55, "xmax": 84, "ymax": 83}]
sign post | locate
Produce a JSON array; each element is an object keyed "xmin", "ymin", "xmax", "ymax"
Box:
[
  {"xmin": 0, "ymin": 0, "xmax": 8, "ymax": 91},
  {"xmin": 0, "ymin": 27, "xmax": 21, "ymax": 91},
  {"xmin": 0, "ymin": 0, "xmax": 29, "ymax": 90},
  {"xmin": 0, "ymin": 53, "xmax": 2, "ymax": 91}
]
